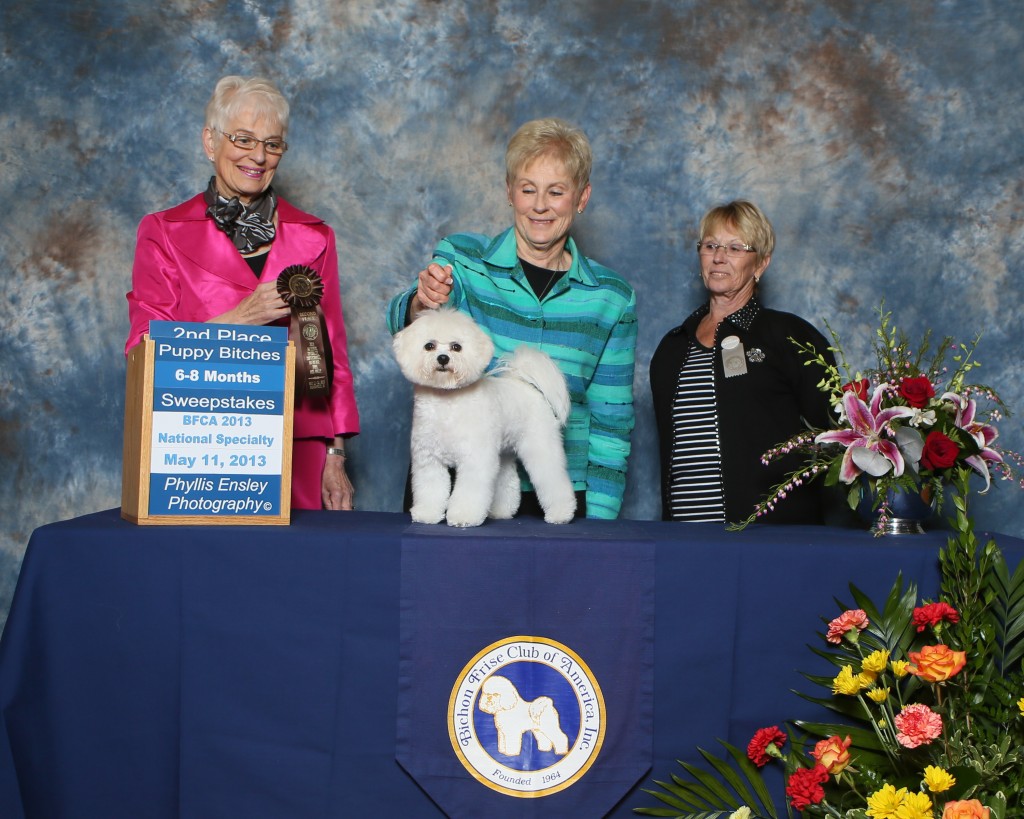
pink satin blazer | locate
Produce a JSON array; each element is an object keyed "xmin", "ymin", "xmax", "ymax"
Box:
[{"xmin": 125, "ymin": 193, "xmax": 360, "ymax": 440}]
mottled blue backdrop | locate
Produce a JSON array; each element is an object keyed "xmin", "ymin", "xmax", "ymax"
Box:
[{"xmin": 2, "ymin": 0, "xmax": 1023, "ymax": 631}]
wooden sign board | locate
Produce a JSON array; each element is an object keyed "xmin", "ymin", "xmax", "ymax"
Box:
[{"xmin": 121, "ymin": 322, "xmax": 295, "ymax": 525}]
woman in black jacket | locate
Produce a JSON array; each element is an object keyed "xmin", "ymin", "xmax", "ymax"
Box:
[{"xmin": 649, "ymin": 200, "xmax": 835, "ymax": 524}]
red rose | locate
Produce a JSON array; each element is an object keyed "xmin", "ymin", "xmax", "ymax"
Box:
[
  {"xmin": 786, "ymin": 763, "xmax": 830, "ymax": 811},
  {"xmin": 899, "ymin": 376, "xmax": 936, "ymax": 408},
  {"xmin": 921, "ymin": 430, "xmax": 960, "ymax": 471},
  {"xmin": 842, "ymin": 379, "xmax": 870, "ymax": 402},
  {"xmin": 747, "ymin": 726, "xmax": 787, "ymax": 767}
]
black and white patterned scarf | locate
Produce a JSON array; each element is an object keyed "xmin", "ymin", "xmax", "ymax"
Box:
[{"xmin": 204, "ymin": 176, "xmax": 277, "ymax": 254}]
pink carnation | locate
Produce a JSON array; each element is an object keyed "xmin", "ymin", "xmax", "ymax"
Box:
[
  {"xmin": 826, "ymin": 609, "xmax": 870, "ymax": 644},
  {"xmin": 894, "ymin": 703, "xmax": 943, "ymax": 748}
]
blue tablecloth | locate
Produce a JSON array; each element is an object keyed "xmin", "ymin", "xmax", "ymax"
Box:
[{"xmin": 0, "ymin": 509, "xmax": 1019, "ymax": 818}]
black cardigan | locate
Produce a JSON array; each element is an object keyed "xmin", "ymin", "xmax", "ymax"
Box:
[{"xmin": 649, "ymin": 300, "xmax": 836, "ymax": 524}]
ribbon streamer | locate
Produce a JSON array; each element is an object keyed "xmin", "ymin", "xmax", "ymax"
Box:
[{"xmin": 276, "ymin": 265, "xmax": 334, "ymax": 399}]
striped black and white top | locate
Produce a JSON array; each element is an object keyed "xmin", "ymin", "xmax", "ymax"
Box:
[{"xmin": 668, "ymin": 342, "xmax": 726, "ymax": 522}]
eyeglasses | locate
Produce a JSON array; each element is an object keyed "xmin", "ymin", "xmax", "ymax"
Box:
[
  {"xmin": 218, "ymin": 130, "xmax": 288, "ymax": 156},
  {"xmin": 697, "ymin": 240, "xmax": 756, "ymax": 258}
]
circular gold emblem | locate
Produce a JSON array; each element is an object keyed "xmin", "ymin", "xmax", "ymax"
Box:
[{"xmin": 448, "ymin": 636, "xmax": 605, "ymax": 798}]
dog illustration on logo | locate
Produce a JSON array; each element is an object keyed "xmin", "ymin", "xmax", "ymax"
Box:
[{"xmin": 478, "ymin": 675, "xmax": 570, "ymax": 757}]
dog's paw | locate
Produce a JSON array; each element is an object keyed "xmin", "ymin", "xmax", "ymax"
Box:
[
  {"xmin": 543, "ymin": 501, "xmax": 576, "ymax": 525},
  {"xmin": 446, "ymin": 511, "xmax": 487, "ymax": 527},
  {"xmin": 445, "ymin": 502, "xmax": 487, "ymax": 528},
  {"xmin": 410, "ymin": 506, "xmax": 445, "ymax": 525},
  {"xmin": 487, "ymin": 500, "xmax": 518, "ymax": 520}
]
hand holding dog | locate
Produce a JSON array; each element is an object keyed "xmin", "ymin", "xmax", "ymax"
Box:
[{"xmin": 412, "ymin": 263, "xmax": 454, "ymax": 315}]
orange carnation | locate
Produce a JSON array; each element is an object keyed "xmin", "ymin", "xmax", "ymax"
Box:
[
  {"xmin": 907, "ymin": 644, "xmax": 967, "ymax": 682},
  {"xmin": 941, "ymin": 798, "xmax": 990, "ymax": 818}
]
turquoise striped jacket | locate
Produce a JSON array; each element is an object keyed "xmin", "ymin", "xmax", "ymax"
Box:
[{"xmin": 386, "ymin": 228, "xmax": 637, "ymax": 519}]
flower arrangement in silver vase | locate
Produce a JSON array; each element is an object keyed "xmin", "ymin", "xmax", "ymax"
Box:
[{"xmin": 738, "ymin": 306, "xmax": 1023, "ymax": 534}]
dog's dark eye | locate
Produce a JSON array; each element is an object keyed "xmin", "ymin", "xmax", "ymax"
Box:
[
  {"xmin": 424, "ymin": 342, "xmax": 436, "ymax": 351},
  {"xmin": 450, "ymin": 343, "xmax": 462, "ymax": 353}
]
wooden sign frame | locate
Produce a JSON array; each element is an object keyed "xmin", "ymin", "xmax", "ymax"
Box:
[{"xmin": 121, "ymin": 335, "xmax": 295, "ymax": 525}]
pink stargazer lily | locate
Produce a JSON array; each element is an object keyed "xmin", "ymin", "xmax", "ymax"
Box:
[
  {"xmin": 815, "ymin": 384, "xmax": 916, "ymax": 483},
  {"xmin": 943, "ymin": 392, "xmax": 1003, "ymax": 491}
]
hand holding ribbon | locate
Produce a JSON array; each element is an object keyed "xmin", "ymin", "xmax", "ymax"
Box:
[{"xmin": 276, "ymin": 265, "xmax": 334, "ymax": 399}]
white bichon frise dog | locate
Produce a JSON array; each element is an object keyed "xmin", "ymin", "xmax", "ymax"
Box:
[{"xmin": 392, "ymin": 308, "xmax": 577, "ymax": 527}]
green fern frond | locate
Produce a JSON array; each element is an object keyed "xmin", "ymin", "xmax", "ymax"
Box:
[
  {"xmin": 986, "ymin": 547, "xmax": 1024, "ymax": 670},
  {"xmin": 632, "ymin": 742, "xmax": 785, "ymax": 819}
]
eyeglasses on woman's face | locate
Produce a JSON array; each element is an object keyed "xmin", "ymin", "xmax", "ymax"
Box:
[
  {"xmin": 696, "ymin": 240, "xmax": 756, "ymax": 258},
  {"xmin": 219, "ymin": 130, "xmax": 288, "ymax": 156}
]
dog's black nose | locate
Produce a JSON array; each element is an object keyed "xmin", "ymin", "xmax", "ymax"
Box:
[{"xmin": 436, "ymin": 354, "xmax": 450, "ymax": 367}]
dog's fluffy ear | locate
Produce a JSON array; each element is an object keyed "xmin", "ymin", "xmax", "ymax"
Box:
[{"xmin": 391, "ymin": 317, "xmax": 419, "ymax": 372}]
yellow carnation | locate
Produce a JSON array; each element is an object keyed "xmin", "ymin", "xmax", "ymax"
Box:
[
  {"xmin": 866, "ymin": 783, "xmax": 908, "ymax": 818},
  {"xmin": 867, "ymin": 686, "xmax": 891, "ymax": 703},
  {"xmin": 833, "ymin": 665, "xmax": 864, "ymax": 696},
  {"xmin": 923, "ymin": 765, "xmax": 956, "ymax": 793},
  {"xmin": 890, "ymin": 659, "xmax": 911, "ymax": 677},
  {"xmin": 863, "ymin": 649, "xmax": 890, "ymax": 674},
  {"xmin": 1018, "ymin": 696, "xmax": 1024, "ymax": 717}
]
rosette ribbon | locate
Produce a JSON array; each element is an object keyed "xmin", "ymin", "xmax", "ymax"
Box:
[{"xmin": 276, "ymin": 265, "xmax": 334, "ymax": 399}]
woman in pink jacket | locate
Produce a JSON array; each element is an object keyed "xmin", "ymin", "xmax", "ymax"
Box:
[{"xmin": 125, "ymin": 75, "xmax": 360, "ymax": 510}]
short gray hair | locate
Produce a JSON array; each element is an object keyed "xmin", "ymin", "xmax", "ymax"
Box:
[{"xmin": 204, "ymin": 75, "xmax": 290, "ymax": 136}]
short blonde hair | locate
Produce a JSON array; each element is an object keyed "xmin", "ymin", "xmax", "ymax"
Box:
[
  {"xmin": 699, "ymin": 200, "xmax": 775, "ymax": 265},
  {"xmin": 204, "ymin": 75, "xmax": 290, "ymax": 136},
  {"xmin": 505, "ymin": 118, "xmax": 592, "ymax": 191}
]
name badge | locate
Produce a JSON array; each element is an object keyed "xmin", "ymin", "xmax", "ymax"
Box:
[{"xmin": 721, "ymin": 335, "xmax": 747, "ymax": 377}]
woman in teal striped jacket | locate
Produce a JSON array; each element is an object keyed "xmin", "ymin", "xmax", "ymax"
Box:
[{"xmin": 386, "ymin": 118, "xmax": 636, "ymax": 519}]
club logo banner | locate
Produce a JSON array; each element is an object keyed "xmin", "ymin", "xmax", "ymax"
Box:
[
  {"xmin": 449, "ymin": 635, "xmax": 605, "ymax": 797},
  {"xmin": 397, "ymin": 530, "xmax": 654, "ymax": 818}
]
